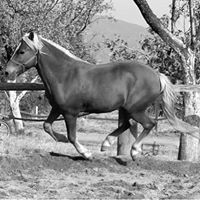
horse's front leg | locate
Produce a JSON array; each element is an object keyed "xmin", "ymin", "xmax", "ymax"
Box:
[
  {"xmin": 64, "ymin": 114, "xmax": 92, "ymax": 159},
  {"xmin": 43, "ymin": 108, "xmax": 68, "ymax": 142}
]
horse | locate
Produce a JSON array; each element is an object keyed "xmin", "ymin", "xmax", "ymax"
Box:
[{"xmin": 4, "ymin": 31, "xmax": 199, "ymax": 160}]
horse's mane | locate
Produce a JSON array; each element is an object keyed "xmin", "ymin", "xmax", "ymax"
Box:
[
  {"xmin": 23, "ymin": 32, "xmax": 43, "ymax": 50},
  {"xmin": 40, "ymin": 36, "xmax": 84, "ymax": 61},
  {"xmin": 23, "ymin": 32, "xmax": 86, "ymax": 62}
]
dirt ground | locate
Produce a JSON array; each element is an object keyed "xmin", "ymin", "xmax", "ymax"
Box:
[{"xmin": 0, "ymin": 114, "xmax": 200, "ymax": 199}]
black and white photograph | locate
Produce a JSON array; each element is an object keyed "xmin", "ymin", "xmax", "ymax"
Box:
[{"xmin": 0, "ymin": 0, "xmax": 200, "ymax": 199}]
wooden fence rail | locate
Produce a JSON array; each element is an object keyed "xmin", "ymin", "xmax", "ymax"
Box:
[{"xmin": 0, "ymin": 83, "xmax": 45, "ymax": 91}]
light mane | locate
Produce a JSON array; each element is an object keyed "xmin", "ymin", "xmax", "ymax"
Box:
[
  {"xmin": 23, "ymin": 32, "xmax": 88, "ymax": 63},
  {"xmin": 10, "ymin": 43, "xmax": 21, "ymax": 60},
  {"xmin": 23, "ymin": 32, "xmax": 43, "ymax": 50},
  {"xmin": 41, "ymin": 37, "xmax": 85, "ymax": 61}
]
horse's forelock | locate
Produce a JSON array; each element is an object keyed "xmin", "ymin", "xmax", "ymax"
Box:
[{"xmin": 23, "ymin": 32, "xmax": 43, "ymax": 51}]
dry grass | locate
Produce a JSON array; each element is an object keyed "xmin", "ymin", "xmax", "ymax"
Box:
[
  {"xmin": 0, "ymin": 111, "xmax": 179, "ymax": 160},
  {"xmin": 1, "ymin": 112, "xmax": 200, "ymax": 199}
]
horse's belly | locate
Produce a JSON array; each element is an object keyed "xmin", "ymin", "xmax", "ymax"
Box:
[{"xmin": 83, "ymin": 92, "xmax": 125, "ymax": 113}]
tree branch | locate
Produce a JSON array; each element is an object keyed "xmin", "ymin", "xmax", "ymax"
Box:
[
  {"xmin": 54, "ymin": 2, "xmax": 81, "ymax": 29},
  {"xmin": 171, "ymin": 0, "xmax": 176, "ymax": 34},
  {"xmin": 188, "ymin": 0, "xmax": 195, "ymax": 49},
  {"xmin": 76, "ymin": 0, "xmax": 96, "ymax": 35},
  {"xmin": 43, "ymin": 0, "xmax": 60, "ymax": 20},
  {"xmin": 5, "ymin": 0, "xmax": 27, "ymax": 16},
  {"xmin": 133, "ymin": 0, "xmax": 186, "ymax": 54}
]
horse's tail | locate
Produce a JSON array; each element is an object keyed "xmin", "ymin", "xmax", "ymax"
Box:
[{"xmin": 159, "ymin": 73, "xmax": 199, "ymax": 139}]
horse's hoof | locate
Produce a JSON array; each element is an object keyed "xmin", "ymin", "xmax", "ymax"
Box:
[
  {"xmin": 131, "ymin": 154, "xmax": 138, "ymax": 161},
  {"xmin": 131, "ymin": 149, "xmax": 139, "ymax": 161}
]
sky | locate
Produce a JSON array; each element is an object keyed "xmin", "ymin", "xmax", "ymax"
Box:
[{"xmin": 111, "ymin": 0, "xmax": 172, "ymax": 27}]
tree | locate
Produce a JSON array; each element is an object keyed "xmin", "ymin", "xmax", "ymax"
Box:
[
  {"xmin": 133, "ymin": 0, "xmax": 200, "ymax": 161},
  {"xmin": 0, "ymin": 0, "xmax": 112, "ymax": 134},
  {"xmin": 0, "ymin": 0, "xmax": 112, "ymax": 64},
  {"xmin": 105, "ymin": 35, "xmax": 137, "ymax": 61}
]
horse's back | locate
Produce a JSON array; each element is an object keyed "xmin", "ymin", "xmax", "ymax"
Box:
[
  {"xmin": 94, "ymin": 61, "xmax": 161, "ymax": 112},
  {"xmin": 83, "ymin": 61, "xmax": 161, "ymax": 113}
]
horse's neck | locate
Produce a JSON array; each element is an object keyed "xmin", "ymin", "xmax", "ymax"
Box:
[
  {"xmin": 37, "ymin": 51, "xmax": 86, "ymax": 98},
  {"xmin": 36, "ymin": 40, "xmax": 90, "ymax": 94},
  {"xmin": 37, "ymin": 52, "xmax": 69, "ymax": 89},
  {"xmin": 38, "ymin": 40, "xmax": 73, "ymax": 74}
]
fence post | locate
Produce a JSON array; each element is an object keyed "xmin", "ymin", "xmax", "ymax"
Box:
[{"xmin": 35, "ymin": 106, "xmax": 38, "ymax": 119}]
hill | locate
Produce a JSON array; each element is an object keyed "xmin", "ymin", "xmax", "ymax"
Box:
[{"xmin": 84, "ymin": 18, "xmax": 149, "ymax": 63}]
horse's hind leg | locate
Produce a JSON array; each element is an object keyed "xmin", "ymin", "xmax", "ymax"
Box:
[
  {"xmin": 101, "ymin": 121, "xmax": 130, "ymax": 151},
  {"xmin": 130, "ymin": 111, "xmax": 156, "ymax": 159},
  {"xmin": 101, "ymin": 108, "xmax": 130, "ymax": 151},
  {"xmin": 43, "ymin": 108, "xmax": 68, "ymax": 142},
  {"xmin": 63, "ymin": 114, "xmax": 92, "ymax": 159}
]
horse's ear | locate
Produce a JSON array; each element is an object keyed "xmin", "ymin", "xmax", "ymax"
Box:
[{"xmin": 28, "ymin": 31, "xmax": 34, "ymax": 41}]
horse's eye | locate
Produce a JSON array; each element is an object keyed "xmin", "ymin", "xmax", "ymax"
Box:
[{"xmin": 19, "ymin": 51, "xmax": 25, "ymax": 54}]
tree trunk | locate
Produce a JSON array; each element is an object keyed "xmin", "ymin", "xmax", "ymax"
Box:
[
  {"xmin": 178, "ymin": 92, "xmax": 200, "ymax": 161},
  {"xmin": 9, "ymin": 90, "xmax": 24, "ymax": 135},
  {"xmin": 178, "ymin": 51, "xmax": 200, "ymax": 161},
  {"xmin": 117, "ymin": 110, "xmax": 136, "ymax": 155}
]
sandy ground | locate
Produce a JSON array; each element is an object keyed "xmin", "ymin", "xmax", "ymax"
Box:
[{"xmin": 0, "ymin": 115, "xmax": 200, "ymax": 199}]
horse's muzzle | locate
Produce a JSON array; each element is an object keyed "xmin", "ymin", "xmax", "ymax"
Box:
[{"xmin": 4, "ymin": 61, "xmax": 20, "ymax": 81}]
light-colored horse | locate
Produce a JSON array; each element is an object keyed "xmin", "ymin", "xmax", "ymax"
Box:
[{"xmin": 5, "ymin": 31, "xmax": 200, "ymax": 160}]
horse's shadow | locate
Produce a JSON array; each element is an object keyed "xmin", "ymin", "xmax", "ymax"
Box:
[
  {"xmin": 111, "ymin": 156, "xmax": 133, "ymax": 166},
  {"xmin": 49, "ymin": 152, "xmax": 86, "ymax": 161},
  {"xmin": 49, "ymin": 152, "xmax": 133, "ymax": 165}
]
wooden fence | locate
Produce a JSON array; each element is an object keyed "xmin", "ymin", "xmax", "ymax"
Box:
[{"xmin": 0, "ymin": 83, "xmax": 45, "ymax": 91}]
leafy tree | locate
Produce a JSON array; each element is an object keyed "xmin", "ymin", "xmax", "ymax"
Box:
[
  {"xmin": 0, "ymin": 0, "xmax": 112, "ymax": 63},
  {"xmin": 140, "ymin": 34, "xmax": 185, "ymax": 84},
  {"xmin": 105, "ymin": 35, "xmax": 137, "ymax": 61}
]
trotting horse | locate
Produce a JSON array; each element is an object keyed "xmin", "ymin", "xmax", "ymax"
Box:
[{"xmin": 5, "ymin": 31, "xmax": 199, "ymax": 160}]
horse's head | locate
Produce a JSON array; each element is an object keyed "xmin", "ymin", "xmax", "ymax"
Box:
[{"xmin": 5, "ymin": 31, "xmax": 40, "ymax": 81}]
